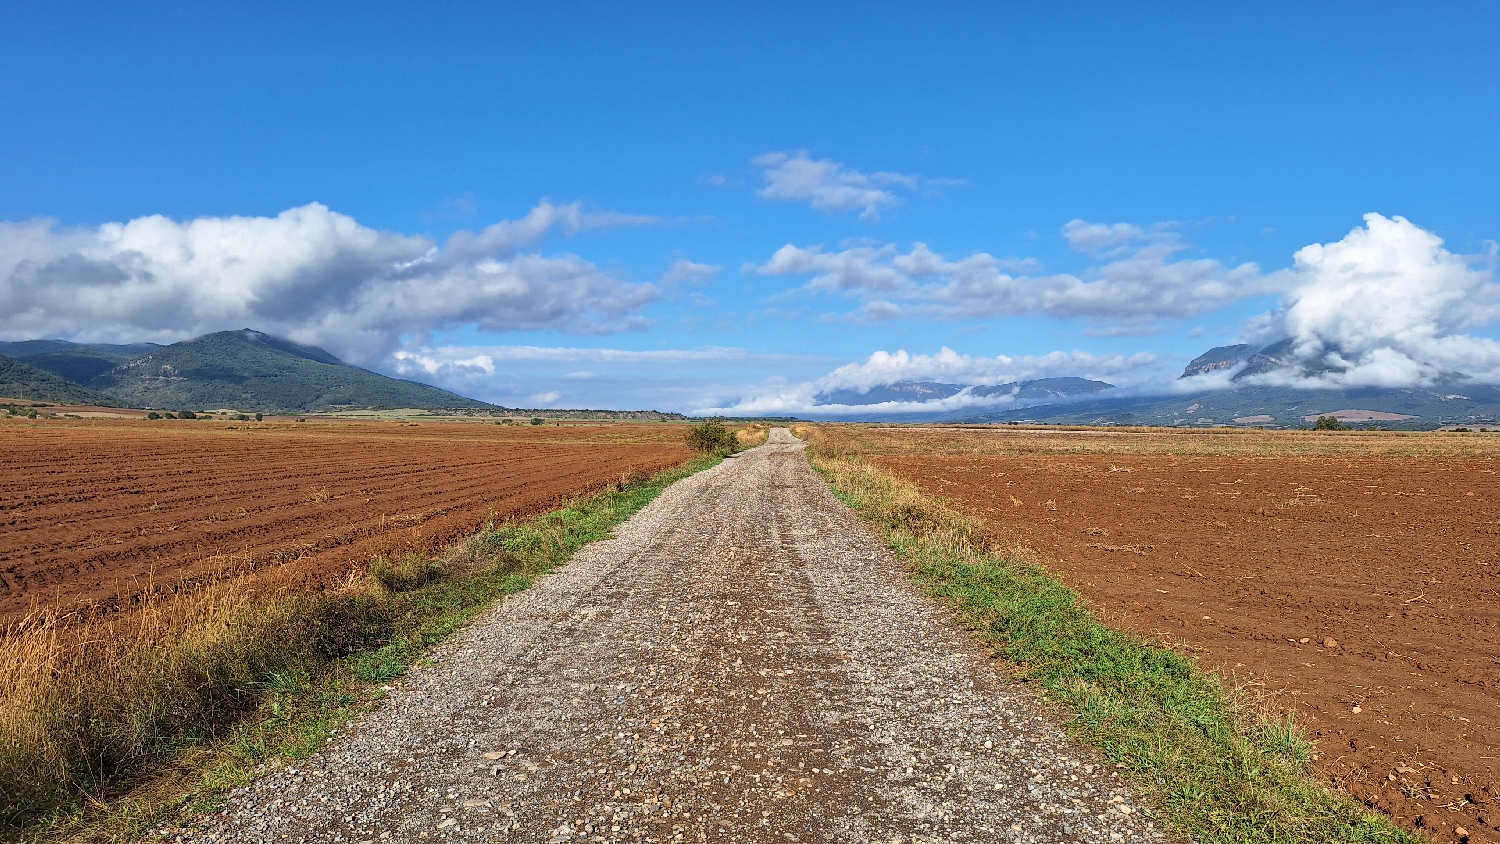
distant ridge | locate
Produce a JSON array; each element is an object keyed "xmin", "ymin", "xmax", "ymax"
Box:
[
  {"xmin": 94, "ymin": 330, "xmax": 491, "ymax": 412},
  {"xmin": 0, "ymin": 339, "xmax": 165, "ymax": 387},
  {"xmin": 1179, "ymin": 345, "xmax": 1253, "ymax": 378},
  {"xmin": 0, "ymin": 354, "xmax": 115, "ymax": 405},
  {"xmin": 946, "ymin": 340, "xmax": 1500, "ymax": 429},
  {"xmin": 1176, "ymin": 338, "xmax": 1357, "ymax": 383},
  {"xmin": 796, "ymin": 342, "xmax": 1500, "ymax": 430},
  {"xmin": 1, "ymin": 330, "xmax": 492, "ymax": 413},
  {"xmin": 955, "ymin": 381, "xmax": 1500, "ymax": 429}
]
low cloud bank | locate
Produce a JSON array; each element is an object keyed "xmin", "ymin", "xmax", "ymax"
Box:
[
  {"xmin": 0, "ymin": 201, "xmax": 668, "ymax": 365},
  {"xmin": 697, "ymin": 347, "xmax": 1162, "ymax": 417}
]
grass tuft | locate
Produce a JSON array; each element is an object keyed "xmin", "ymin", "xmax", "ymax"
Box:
[
  {"xmin": 1, "ymin": 453, "xmax": 719, "ymax": 842},
  {"xmin": 734, "ymin": 422, "xmax": 771, "ymax": 449},
  {"xmin": 804, "ymin": 431, "xmax": 1414, "ymax": 844}
]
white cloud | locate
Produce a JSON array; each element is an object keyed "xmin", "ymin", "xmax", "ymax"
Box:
[
  {"xmin": 700, "ymin": 346, "xmax": 1161, "ymax": 416},
  {"xmin": 1061, "ymin": 220, "xmax": 1146, "ymax": 253},
  {"xmin": 660, "ymin": 259, "xmax": 720, "ymax": 287},
  {"xmin": 749, "ymin": 225, "xmax": 1275, "ymax": 332},
  {"xmin": 1242, "ymin": 213, "xmax": 1500, "ymax": 387},
  {"xmin": 752, "ymin": 151, "xmax": 951, "ymax": 220},
  {"xmin": 0, "ymin": 201, "xmax": 669, "ymax": 364}
]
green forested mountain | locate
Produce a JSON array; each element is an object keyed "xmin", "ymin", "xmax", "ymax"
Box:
[
  {"xmin": 0, "ymin": 341, "xmax": 161, "ymax": 387},
  {"xmin": 0, "ymin": 339, "xmax": 164, "ymax": 362},
  {"xmin": 92, "ymin": 330, "xmax": 492, "ymax": 412},
  {"xmin": 0, "ymin": 330, "xmax": 492, "ymax": 412},
  {"xmin": 0, "ymin": 355, "xmax": 116, "ymax": 404}
]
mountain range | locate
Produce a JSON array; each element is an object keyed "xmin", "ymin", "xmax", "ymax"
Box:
[
  {"xmin": 955, "ymin": 382, "xmax": 1500, "ymax": 429},
  {"xmin": 0, "ymin": 354, "xmax": 114, "ymax": 405},
  {"xmin": 809, "ymin": 341, "xmax": 1500, "ymax": 429},
  {"xmin": 0, "ymin": 329, "xmax": 490, "ymax": 412},
  {"xmin": 9, "ymin": 331, "xmax": 1500, "ymax": 428}
]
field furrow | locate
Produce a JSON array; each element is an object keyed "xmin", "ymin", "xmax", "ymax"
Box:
[{"xmin": 0, "ymin": 421, "xmax": 693, "ymax": 620}]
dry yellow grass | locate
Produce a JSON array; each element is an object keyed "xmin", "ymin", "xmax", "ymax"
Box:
[
  {"xmin": 1, "ymin": 574, "xmax": 320, "ymax": 826},
  {"xmin": 734, "ymin": 422, "xmax": 771, "ymax": 448}
]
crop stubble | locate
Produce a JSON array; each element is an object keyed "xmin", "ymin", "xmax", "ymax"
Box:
[
  {"xmin": 826, "ymin": 425, "xmax": 1499, "ymax": 844},
  {"xmin": 0, "ymin": 420, "xmax": 692, "ymax": 622}
]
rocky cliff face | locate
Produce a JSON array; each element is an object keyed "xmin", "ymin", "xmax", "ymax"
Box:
[{"xmin": 1179, "ymin": 344, "xmax": 1254, "ymax": 378}]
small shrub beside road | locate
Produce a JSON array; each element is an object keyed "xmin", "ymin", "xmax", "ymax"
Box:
[{"xmin": 684, "ymin": 420, "xmax": 738, "ymax": 455}]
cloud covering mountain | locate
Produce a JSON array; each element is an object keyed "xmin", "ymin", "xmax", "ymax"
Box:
[{"xmin": 1240, "ymin": 214, "xmax": 1500, "ymax": 388}]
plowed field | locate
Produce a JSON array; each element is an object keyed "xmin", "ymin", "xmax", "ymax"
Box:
[
  {"xmin": 0, "ymin": 420, "xmax": 692, "ymax": 622},
  {"xmin": 821, "ymin": 426, "xmax": 1500, "ymax": 844}
]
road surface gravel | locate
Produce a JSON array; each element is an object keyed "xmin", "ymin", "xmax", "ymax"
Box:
[{"xmin": 174, "ymin": 429, "xmax": 1164, "ymax": 844}]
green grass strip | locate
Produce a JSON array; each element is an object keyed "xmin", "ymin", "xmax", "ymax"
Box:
[
  {"xmin": 20, "ymin": 453, "xmax": 721, "ymax": 843},
  {"xmin": 809, "ymin": 451, "xmax": 1415, "ymax": 844}
]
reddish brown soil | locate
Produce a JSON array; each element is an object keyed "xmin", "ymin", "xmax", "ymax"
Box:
[
  {"xmin": 870, "ymin": 444, "xmax": 1500, "ymax": 843},
  {"xmin": 0, "ymin": 419, "xmax": 692, "ymax": 622}
]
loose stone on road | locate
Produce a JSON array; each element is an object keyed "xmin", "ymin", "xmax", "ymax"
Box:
[{"xmin": 179, "ymin": 429, "xmax": 1164, "ymax": 843}]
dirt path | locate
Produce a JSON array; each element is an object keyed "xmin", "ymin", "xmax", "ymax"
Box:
[{"xmin": 175, "ymin": 430, "xmax": 1161, "ymax": 844}]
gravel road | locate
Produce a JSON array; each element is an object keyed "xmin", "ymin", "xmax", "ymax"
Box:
[{"xmin": 176, "ymin": 429, "xmax": 1165, "ymax": 844}]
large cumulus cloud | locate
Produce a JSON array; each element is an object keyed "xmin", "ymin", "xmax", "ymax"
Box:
[
  {"xmin": 0, "ymin": 201, "xmax": 663, "ymax": 364},
  {"xmin": 1244, "ymin": 213, "xmax": 1500, "ymax": 387}
]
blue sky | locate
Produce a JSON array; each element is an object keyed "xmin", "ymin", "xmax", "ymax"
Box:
[{"xmin": 3, "ymin": 2, "xmax": 1499, "ymax": 413}]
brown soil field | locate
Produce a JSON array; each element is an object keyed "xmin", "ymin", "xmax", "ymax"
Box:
[
  {"xmin": 0, "ymin": 418, "xmax": 692, "ymax": 622},
  {"xmin": 824, "ymin": 425, "xmax": 1500, "ymax": 844}
]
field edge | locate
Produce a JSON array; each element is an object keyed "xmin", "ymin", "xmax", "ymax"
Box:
[
  {"xmin": 9, "ymin": 451, "xmax": 726, "ymax": 844},
  {"xmin": 793, "ymin": 425, "xmax": 1418, "ymax": 844}
]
